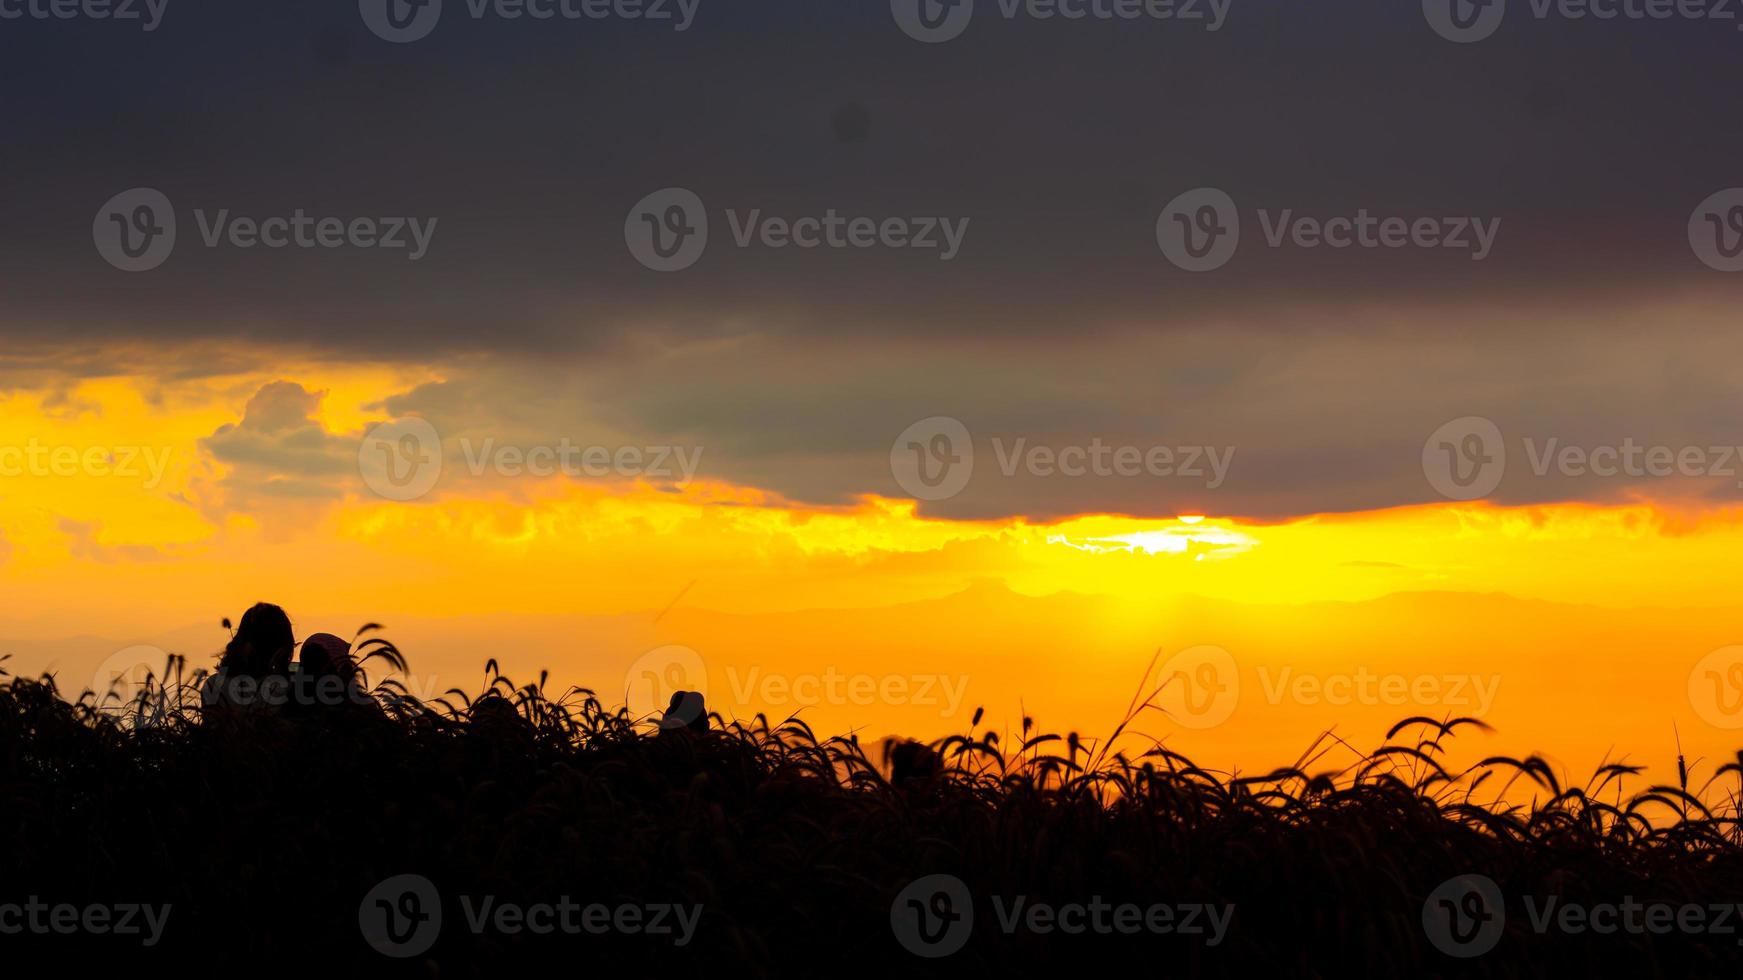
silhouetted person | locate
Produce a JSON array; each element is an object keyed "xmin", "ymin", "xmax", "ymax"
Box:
[
  {"xmin": 463, "ymin": 693, "xmax": 536, "ymax": 772},
  {"xmin": 297, "ymin": 633, "xmax": 356, "ymax": 681},
  {"xmin": 888, "ymin": 739, "xmax": 940, "ymax": 789},
  {"xmin": 467, "ymin": 692, "xmax": 529, "ymax": 736},
  {"xmin": 221, "ymin": 603, "xmax": 295, "ymax": 678},
  {"xmin": 292, "ymin": 633, "xmax": 366, "ymax": 711},
  {"xmin": 659, "ymin": 690, "xmax": 708, "ymax": 734},
  {"xmin": 204, "ymin": 602, "xmax": 296, "ymax": 711}
]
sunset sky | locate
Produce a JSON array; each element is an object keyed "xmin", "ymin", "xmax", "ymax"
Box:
[{"xmin": 4, "ymin": 2, "xmax": 1743, "ymax": 798}]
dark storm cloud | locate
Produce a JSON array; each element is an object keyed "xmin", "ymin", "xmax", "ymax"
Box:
[
  {"xmin": 245, "ymin": 313, "xmax": 1743, "ymax": 522},
  {"xmin": 8, "ymin": 0, "xmax": 1743, "ymax": 521},
  {"xmin": 0, "ymin": 0, "xmax": 1740, "ymax": 356}
]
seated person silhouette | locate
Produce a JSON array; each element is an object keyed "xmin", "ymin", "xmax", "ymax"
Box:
[
  {"xmin": 292, "ymin": 632, "xmax": 366, "ymax": 711},
  {"xmin": 204, "ymin": 602, "xmax": 295, "ymax": 710},
  {"xmin": 466, "ymin": 693, "xmax": 533, "ymax": 746},
  {"xmin": 659, "ymin": 690, "xmax": 708, "ymax": 734},
  {"xmin": 888, "ymin": 739, "xmax": 941, "ymax": 789}
]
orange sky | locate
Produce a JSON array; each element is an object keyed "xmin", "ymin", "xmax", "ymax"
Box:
[{"xmin": 3, "ymin": 363, "xmax": 1742, "ymax": 807}]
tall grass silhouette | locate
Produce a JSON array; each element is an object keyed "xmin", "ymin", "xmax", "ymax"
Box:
[{"xmin": 2, "ymin": 635, "xmax": 1740, "ymax": 976}]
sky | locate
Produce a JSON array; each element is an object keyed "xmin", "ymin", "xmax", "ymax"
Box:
[{"xmin": 4, "ymin": 0, "xmax": 1743, "ymax": 797}]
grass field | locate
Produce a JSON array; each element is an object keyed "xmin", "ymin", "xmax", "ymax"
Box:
[{"xmin": 2, "ymin": 640, "xmax": 1740, "ymax": 977}]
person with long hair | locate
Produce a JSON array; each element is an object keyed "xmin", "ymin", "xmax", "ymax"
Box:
[{"xmin": 204, "ymin": 602, "xmax": 296, "ymax": 710}]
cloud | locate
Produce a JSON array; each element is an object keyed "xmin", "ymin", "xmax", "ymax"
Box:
[
  {"xmin": 0, "ymin": 3, "xmax": 1739, "ymax": 358},
  {"xmin": 198, "ymin": 381, "xmax": 356, "ymax": 507},
  {"xmin": 13, "ymin": 0, "xmax": 1740, "ymax": 526},
  {"xmin": 238, "ymin": 306, "xmax": 1743, "ymax": 523}
]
